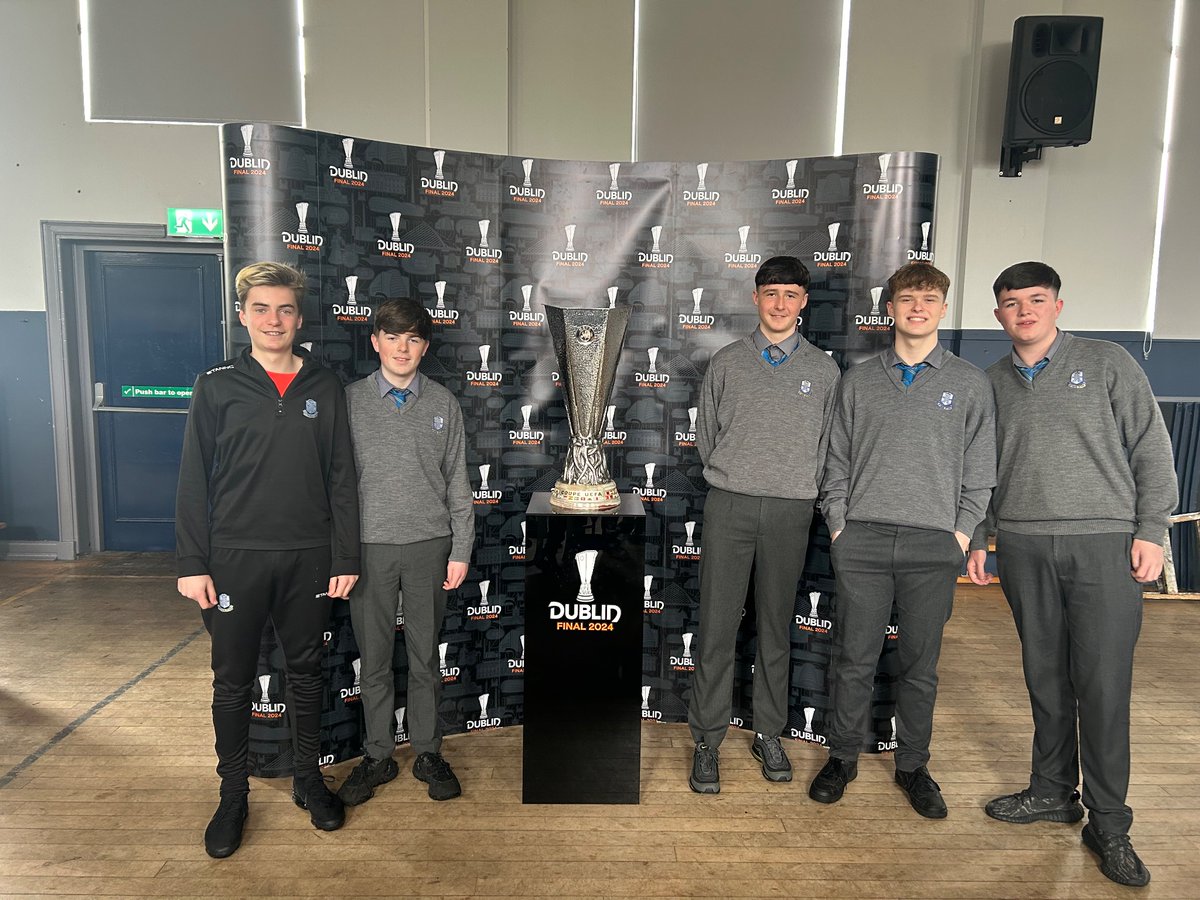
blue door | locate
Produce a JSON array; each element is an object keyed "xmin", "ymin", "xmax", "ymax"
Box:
[{"xmin": 87, "ymin": 250, "xmax": 223, "ymax": 551}]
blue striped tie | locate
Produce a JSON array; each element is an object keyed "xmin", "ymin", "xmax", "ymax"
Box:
[
  {"xmin": 895, "ymin": 362, "xmax": 928, "ymax": 386},
  {"xmin": 388, "ymin": 387, "xmax": 411, "ymax": 408},
  {"xmin": 1015, "ymin": 358, "xmax": 1049, "ymax": 382},
  {"xmin": 762, "ymin": 347, "xmax": 786, "ymax": 367}
]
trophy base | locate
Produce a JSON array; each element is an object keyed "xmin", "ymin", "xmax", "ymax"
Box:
[{"xmin": 549, "ymin": 480, "xmax": 620, "ymax": 510}]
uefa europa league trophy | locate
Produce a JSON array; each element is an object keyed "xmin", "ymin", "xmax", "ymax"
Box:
[{"xmin": 545, "ymin": 304, "xmax": 630, "ymax": 510}]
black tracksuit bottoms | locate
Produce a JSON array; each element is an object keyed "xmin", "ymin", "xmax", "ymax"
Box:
[{"xmin": 201, "ymin": 546, "xmax": 332, "ymax": 796}]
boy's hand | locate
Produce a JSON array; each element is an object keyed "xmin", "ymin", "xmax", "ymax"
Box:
[
  {"xmin": 1130, "ymin": 538, "xmax": 1164, "ymax": 583},
  {"xmin": 966, "ymin": 549, "xmax": 992, "ymax": 586},
  {"xmin": 178, "ymin": 575, "xmax": 217, "ymax": 608},
  {"xmin": 328, "ymin": 574, "xmax": 359, "ymax": 599},
  {"xmin": 444, "ymin": 561, "xmax": 468, "ymax": 591}
]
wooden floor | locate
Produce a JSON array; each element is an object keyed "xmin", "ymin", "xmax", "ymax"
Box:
[{"xmin": 1, "ymin": 555, "xmax": 1198, "ymax": 899}]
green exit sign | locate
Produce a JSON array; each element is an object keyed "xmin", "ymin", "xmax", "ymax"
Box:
[{"xmin": 167, "ymin": 207, "xmax": 223, "ymax": 238}]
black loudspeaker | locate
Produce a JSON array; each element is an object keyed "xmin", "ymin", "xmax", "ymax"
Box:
[{"xmin": 1000, "ymin": 16, "xmax": 1103, "ymax": 176}]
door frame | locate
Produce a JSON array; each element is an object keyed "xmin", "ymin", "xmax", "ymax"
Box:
[{"xmin": 41, "ymin": 221, "xmax": 225, "ymax": 558}]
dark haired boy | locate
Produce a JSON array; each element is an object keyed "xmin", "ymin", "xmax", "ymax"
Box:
[
  {"xmin": 967, "ymin": 261, "xmax": 1176, "ymax": 887},
  {"xmin": 687, "ymin": 256, "xmax": 840, "ymax": 793},
  {"xmin": 810, "ymin": 262, "xmax": 995, "ymax": 818},
  {"xmin": 176, "ymin": 261, "xmax": 360, "ymax": 858},
  {"xmin": 338, "ymin": 298, "xmax": 473, "ymax": 804}
]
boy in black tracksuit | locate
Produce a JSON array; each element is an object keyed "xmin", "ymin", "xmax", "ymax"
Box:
[{"xmin": 176, "ymin": 262, "xmax": 360, "ymax": 859}]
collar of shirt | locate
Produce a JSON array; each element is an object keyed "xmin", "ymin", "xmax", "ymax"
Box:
[
  {"xmin": 374, "ymin": 369, "xmax": 423, "ymax": 400},
  {"xmin": 750, "ymin": 328, "xmax": 802, "ymax": 359},
  {"xmin": 1009, "ymin": 329, "xmax": 1065, "ymax": 370},
  {"xmin": 884, "ymin": 343, "xmax": 947, "ymax": 371}
]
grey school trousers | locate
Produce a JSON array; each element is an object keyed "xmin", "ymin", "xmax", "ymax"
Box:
[
  {"xmin": 348, "ymin": 537, "xmax": 452, "ymax": 760},
  {"xmin": 687, "ymin": 487, "xmax": 815, "ymax": 748},
  {"xmin": 827, "ymin": 522, "xmax": 964, "ymax": 772},
  {"xmin": 996, "ymin": 530, "xmax": 1142, "ymax": 834}
]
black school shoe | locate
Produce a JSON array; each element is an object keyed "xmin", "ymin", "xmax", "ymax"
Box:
[
  {"xmin": 1082, "ymin": 822, "xmax": 1151, "ymax": 888},
  {"xmin": 412, "ymin": 752, "xmax": 462, "ymax": 800},
  {"xmin": 808, "ymin": 757, "xmax": 857, "ymax": 804},
  {"xmin": 985, "ymin": 787, "xmax": 1084, "ymax": 824},
  {"xmin": 337, "ymin": 755, "xmax": 399, "ymax": 806},
  {"xmin": 204, "ymin": 794, "xmax": 248, "ymax": 859},
  {"xmin": 292, "ymin": 772, "xmax": 346, "ymax": 830},
  {"xmin": 895, "ymin": 766, "xmax": 948, "ymax": 818}
]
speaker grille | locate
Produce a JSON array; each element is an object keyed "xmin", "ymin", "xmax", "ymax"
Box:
[{"xmin": 1021, "ymin": 61, "xmax": 1094, "ymax": 135}]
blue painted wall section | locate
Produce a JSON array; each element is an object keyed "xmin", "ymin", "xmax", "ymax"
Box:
[{"xmin": 0, "ymin": 311, "xmax": 59, "ymax": 541}]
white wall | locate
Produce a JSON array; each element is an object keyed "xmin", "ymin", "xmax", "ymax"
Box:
[{"xmin": 2, "ymin": 0, "xmax": 1195, "ymax": 340}]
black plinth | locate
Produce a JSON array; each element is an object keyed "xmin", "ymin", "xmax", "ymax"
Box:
[{"xmin": 522, "ymin": 491, "xmax": 646, "ymax": 804}]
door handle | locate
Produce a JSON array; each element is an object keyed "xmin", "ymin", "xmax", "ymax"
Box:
[{"xmin": 92, "ymin": 381, "xmax": 188, "ymax": 415}]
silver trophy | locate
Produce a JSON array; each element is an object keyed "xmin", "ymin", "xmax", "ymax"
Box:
[{"xmin": 545, "ymin": 304, "xmax": 631, "ymax": 509}]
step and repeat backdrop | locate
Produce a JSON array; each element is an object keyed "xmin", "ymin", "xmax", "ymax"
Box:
[{"xmin": 220, "ymin": 123, "xmax": 939, "ymax": 774}]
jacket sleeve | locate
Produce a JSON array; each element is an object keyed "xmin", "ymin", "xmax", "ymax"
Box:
[
  {"xmin": 175, "ymin": 374, "xmax": 216, "ymax": 577},
  {"xmin": 442, "ymin": 399, "xmax": 475, "ymax": 564},
  {"xmin": 1109, "ymin": 349, "xmax": 1179, "ymax": 543},
  {"xmin": 326, "ymin": 380, "xmax": 361, "ymax": 576},
  {"xmin": 820, "ymin": 376, "xmax": 852, "ymax": 535}
]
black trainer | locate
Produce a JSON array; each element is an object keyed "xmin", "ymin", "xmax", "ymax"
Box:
[
  {"xmin": 203, "ymin": 794, "xmax": 248, "ymax": 859},
  {"xmin": 337, "ymin": 755, "xmax": 399, "ymax": 806},
  {"xmin": 689, "ymin": 742, "xmax": 720, "ymax": 794},
  {"xmin": 1082, "ymin": 822, "xmax": 1151, "ymax": 887},
  {"xmin": 751, "ymin": 733, "xmax": 793, "ymax": 783},
  {"xmin": 412, "ymin": 752, "xmax": 462, "ymax": 801},
  {"xmin": 985, "ymin": 787, "xmax": 1084, "ymax": 824},
  {"xmin": 808, "ymin": 757, "xmax": 857, "ymax": 804},
  {"xmin": 895, "ymin": 766, "xmax": 948, "ymax": 818},
  {"xmin": 292, "ymin": 772, "xmax": 346, "ymax": 830}
]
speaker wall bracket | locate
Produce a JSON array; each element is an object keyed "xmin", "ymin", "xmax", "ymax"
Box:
[{"xmin": 1000, "ymin": 144, "xmax": 1044, "ymax": 178}]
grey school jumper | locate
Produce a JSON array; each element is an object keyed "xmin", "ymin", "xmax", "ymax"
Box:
[
  {"xmin": 974, "ymin": 332, "xmax": 1176, "ymax": 544},
  {"xmin": 688, "ymin": 333, "xmax": 839, "ymax": 750},
  {"xmin": 822, "ymin": 345, "xmax": 996, "ymax": 772},
  {"xmin": 977, "ymin": 331, "xmax": 1177, "ymax": 835},
  {"xmin": 697, "ymin": 334, "xmax": 840, "ymax": 498},
  {"xmin": 346, "ymin": 372, "xmax": 474, "ymax": 761},
  {"xmin": 346, "ymin": 374, "xmax": 473, "ymax": 561},
  {"xmin": 822, "ymin": 345, "xmax": 996, "ymax": 537}
]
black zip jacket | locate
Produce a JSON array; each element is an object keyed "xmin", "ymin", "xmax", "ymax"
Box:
[{"xmin": 175, "ymin": 347, "xmax": 360, "ymax": 578}]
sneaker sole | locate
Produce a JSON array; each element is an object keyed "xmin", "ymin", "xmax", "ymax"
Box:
[
  {"xmin": 985, "ymin": 804, "xmax": 1084, "ymax": 825},
  {"xmin": 1082, "ymin": 825, "xmax": 1151, "ymax": 887},
  {"xmin": 750, "ymin": 746, "xmax": 793, "ymax": 783},
  {"xmin": 689, "ymin": 777, "xmax": 720, "ymax": 794}
]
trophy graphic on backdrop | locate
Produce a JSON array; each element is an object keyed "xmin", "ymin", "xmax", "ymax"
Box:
[{"xmin": 545, "ymin": 304, "xmax": 631, "ymax": 509}]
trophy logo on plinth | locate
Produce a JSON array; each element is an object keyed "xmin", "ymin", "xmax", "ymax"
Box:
[{"xmin": 545, "ymin": 304, "xmax": 631, "ymax": 510}]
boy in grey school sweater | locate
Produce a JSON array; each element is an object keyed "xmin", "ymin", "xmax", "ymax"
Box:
[
  {"xmin": 967, "ymin": 262, "xmax": 1176, "ymax": 888},
  {"xmin": 810, "ymin": 262, "xmax": 995, "ymax": 819},
  {"xmin": 687, "ymin": 256, "xmax": 840, "ymax": 794},
  {"xmin": 337, "ymin": 298, "xmax": 474, "ymax": 805}
]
